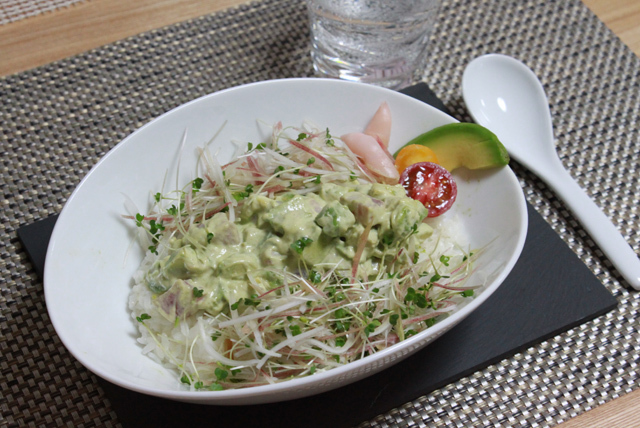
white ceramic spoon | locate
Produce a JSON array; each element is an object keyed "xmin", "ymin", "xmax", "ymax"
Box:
[{"xmin": 462, "ymin": 53, "xmax": 640, "ymax": 290}]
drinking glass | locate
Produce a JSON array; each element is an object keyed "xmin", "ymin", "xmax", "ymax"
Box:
[{"xmin": 306, "ymin": 0, "xmax": 441, "ymax": 89}]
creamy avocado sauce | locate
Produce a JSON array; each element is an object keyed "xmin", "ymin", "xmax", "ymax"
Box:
[{"xmin": 146, "ymin": 181, "xmax": 432, "ymax": 319}]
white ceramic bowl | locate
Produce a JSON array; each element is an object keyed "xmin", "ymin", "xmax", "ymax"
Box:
[{"xmin": 44, "ymin": 78, "xmax": 527, "ymax": 405}]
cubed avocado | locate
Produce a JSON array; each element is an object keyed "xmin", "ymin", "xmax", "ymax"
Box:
[{"xmin": 394, "ymin": 123, "xmax": 509, "ymax": 171}]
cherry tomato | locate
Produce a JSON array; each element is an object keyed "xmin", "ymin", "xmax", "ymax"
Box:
[{"xmin": 399, "ymin": 162, "xmax": 457, "ymax": 217}]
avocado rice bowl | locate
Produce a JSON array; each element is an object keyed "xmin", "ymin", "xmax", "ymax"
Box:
[{"xmin": 127, "ymin": 121, "xmax": 482, "ymax": 391}]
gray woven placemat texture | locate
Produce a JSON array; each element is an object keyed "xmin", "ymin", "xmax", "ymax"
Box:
[
  {"xmin": 1, "ymin": 0, "xmax": 639, "ymax": 426},
  {"xmin": 0, "ymin": 0, "xmax": 87, "ymax": 25}
]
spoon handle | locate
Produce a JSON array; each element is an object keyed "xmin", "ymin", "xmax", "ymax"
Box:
[{"xmin": 543, "ymin": 165, "xmax": 640, "ymax": 290}]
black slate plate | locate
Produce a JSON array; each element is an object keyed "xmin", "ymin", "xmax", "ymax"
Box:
[{"xmin": 18, "ymin": 83, "xmax": 618, "ymax": 428}]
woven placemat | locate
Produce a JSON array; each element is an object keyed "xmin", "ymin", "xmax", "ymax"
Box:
[
  {"xmin": 0, "ymin": 0, "xmax": 87, "ymax": 25},
  {"xmin": 1, "ymin": 0, "xmax": 639, "ymax": 427}
]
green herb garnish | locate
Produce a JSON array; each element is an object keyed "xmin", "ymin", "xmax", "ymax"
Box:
[
  {"xmin": 215, "ymin": 368, "xmax": 228, "ymax": 381},
  {"xmin": 192, "ymin": 177, "xmax": 204, "ymax": 193},
  {"xmin": 309, "ymin": 270, "xmax": 322, "ymax": 284},
  {"xmin": 136, "ymin": 313, "xmax": 151, "ymax": 323},
  {"xmin": 291, "ymin": 237, "xmax": 313, "ymax": 254},
  {"xmin": 290, "ymin": 325, "xmax": 302, "ymax": 336},
  {"xmin": 325, "ymin": 128, "xmax": 335, "ymax": 146}
]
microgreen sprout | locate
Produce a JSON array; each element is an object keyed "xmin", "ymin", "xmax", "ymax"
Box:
[
  {"xmin": 214, "ymin": 367, "xmax": 228, "ymax": 381},
  {"xmin": 290, "ymin": 237, "xmax": 313, "ymax": 254},
  {"xmin": 233, "ymin": 184, "xmax": 254, "ymax": 201},
  {"xmin": 364, "ymin": 320, "xmax": 381, "ymax": 337},
  {"xmin": 325, "ymin": 128, "xmax": 335, "ymax": 146},
  {"xmin": 192, "ymin": 177, "xmax": 204, "ymax": 193},
  {"xmin": 136, "ymin": 313, "xmax": 151, "ymax": 323},
  {"xmin": 309, "ymin": 270, "xmax": 322, "ymax": 284}
]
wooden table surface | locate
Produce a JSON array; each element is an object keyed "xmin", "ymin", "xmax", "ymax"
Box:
[{"xmin": 1, "ymin": 0, "xmax": 639, "ymax": 426}]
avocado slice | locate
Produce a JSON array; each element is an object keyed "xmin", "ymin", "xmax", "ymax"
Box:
[{"xmin": 394, "ymin": 123, "xmax": 510, "ymax": 171}]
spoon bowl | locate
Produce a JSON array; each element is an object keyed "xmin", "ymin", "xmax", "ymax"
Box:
[
  {"xmin": 462, "ymin": 53, "xmax": 640, "ymax": 290},
  {"xmin": 462, "ymin": 54, "xmax": 558, "ymax": 174}
]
